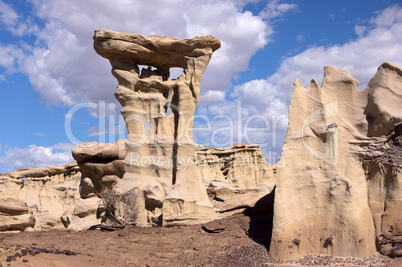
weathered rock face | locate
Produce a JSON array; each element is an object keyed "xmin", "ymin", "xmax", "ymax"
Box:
[
  {"xmin": 0, "ymin": 164, "xmax": 81, "ymax": 231},
  {"xmin": 0, "ymin": 140, "xmax": 275, "ymax": 232},
  {"xmin": 196, "ymin": 143, "xmax": 276, "ymax": 189},
  {"xmin": 0, "ymin": 198, "xmax": 35, "ymax": 231},
  {"xmin": 270, "ymin": 62, "xmax": 402, "ymax": 259},
  {"xmin": 93, "ymin": 29, "xmax": 221, "ymax": 226},
  {"xmin": 67, "ymin": 141, "xmax": 126, "ymax": 230},
  {"xmin": 380, "ymin": 216, "xmax": 402, "ymax": 257},
  {"xmin": 72, "ymin": 141, "xmax": 126, "ymax": 198}
]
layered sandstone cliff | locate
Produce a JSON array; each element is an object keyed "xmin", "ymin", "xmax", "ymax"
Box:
[
  {"xmin": 196, "ymin": 143, "xmax": 275, "ymax": 188},
  {"xmin": 0, "ymin": 142, "xmax": 273, "ymax": 231},
  {"xmin": 0, "ymin": 164, "xmax": 81, "ymax": 231}
]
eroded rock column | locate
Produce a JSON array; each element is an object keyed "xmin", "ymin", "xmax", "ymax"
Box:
[
  {"xmin": 93, "ymin": 29, "xmax": 221, "ymax": 226},
  {"xmin": 270, "ymin": 62, "xmax": 402, "ymax": 259}
]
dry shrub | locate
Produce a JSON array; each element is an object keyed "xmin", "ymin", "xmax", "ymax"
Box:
[{"xmin": 100, "ymin": 190, "xmax": 138, "ymax": 226}]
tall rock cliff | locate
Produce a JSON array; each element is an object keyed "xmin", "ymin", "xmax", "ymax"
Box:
[{"xmin": 270, "ymin": 62, "xmax": 402, "ymax": 259}]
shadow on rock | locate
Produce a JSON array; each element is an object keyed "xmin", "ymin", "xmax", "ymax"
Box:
[{"xmin": 244, "ymin": 185, "xmax": 275, "ymax": 251}]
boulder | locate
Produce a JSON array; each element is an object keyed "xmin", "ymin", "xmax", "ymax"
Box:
[
  {"xmin": 34, "ymin": 215, "xmax": 64, "ymax": 231},
  {"xmin": 0, "ymin": 198, "xmax": 35, "ymax": 231},
  {"xmin": 380, "ymin": 216, "xmax": 402, "ymax": 257},
  {"xmin": 72, "ymin": 141, "xmax": 126, "ymax": 163},
  {"xmin": 61, "ymin": 197, "xmax": 102, "ymax": 231},
  {"xmin": 0, "ymin": 198, "xmax": 29, "ymax": 215}
]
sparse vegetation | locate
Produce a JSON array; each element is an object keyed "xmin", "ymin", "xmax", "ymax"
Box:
[{"xmin": 100, "ymin": 190, "xmax": 138, "ymax": 227}]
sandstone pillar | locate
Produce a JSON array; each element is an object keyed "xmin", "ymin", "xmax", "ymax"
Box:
[{"xmin": 93, "ymin": 29, "xmax": 221, "ymax": 226}]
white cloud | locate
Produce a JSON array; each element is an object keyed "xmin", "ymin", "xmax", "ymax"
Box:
[
  {"xmin": 268, "ymin": 4, "xmax": 402, "ymax": 95},
  {"xmin": 199, "ymin": 90, "xmax": 226, "ymax": 106},
  {"xmin": 195, "ymin": 78, "xmax": 289, "ymax": 156},
  {"xmin": 0, "ymin": 44, "xmax": 24, "ymax": 74},
  {"xmin": 194, "ymin": 4, "xmax": 402, "ymax": 157},
  {"xmin": 87, "ymin": 126, "xmax": 106, "ymax": 137},
  {"xmin": 51, "ymin": 142, "xmax": 76, "ymax": 151},
  {"xmin": 296, "ymin": 34, "xmax": 304, "ymax": 42},
  {"xmin": 354, "ymin": 25, "xmax": 366, "ymax": 37},
  {"xmin": 259, "ymin": 0, "xmax": 298, "ymax": 20},
  {"xmin": 0, "ymin": 0, "xmax": 297, "ymax": 108},
  {"xmin": 0, "ymin": 0, "xmax": 38, "ymax": 36},
  {"xmin": 0, "ymin": 144, "xmax": 74, "ymax": 172},
  {"xmin": 0, "ymin": 0, "xmax": 18, "ymax": 26}
]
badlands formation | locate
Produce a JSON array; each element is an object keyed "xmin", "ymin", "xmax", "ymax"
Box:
[
  {"xmin": 271, "ymin": 62, "xmax": 402, "ymax": 259},
  {"xmin": 0, "ymin": 30, "xmax": 401, "ymax": 261}
]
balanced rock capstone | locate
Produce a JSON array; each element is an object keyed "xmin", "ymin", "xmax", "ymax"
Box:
[{"xmin": 93, "ymin": 29, "xmax": 221, "ymax": 226}]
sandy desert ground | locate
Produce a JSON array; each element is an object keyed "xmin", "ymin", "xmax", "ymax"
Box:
[{"xmin": 1, "ymin": 212, "xmax": 401, "ymax": 267}]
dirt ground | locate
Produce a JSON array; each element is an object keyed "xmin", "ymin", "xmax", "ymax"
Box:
[{"xmin": 0, "ymin": 212, "xmax": 401, "ymax": 267}]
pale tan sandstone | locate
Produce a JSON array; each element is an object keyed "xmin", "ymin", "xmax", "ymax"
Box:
[
  {"xmin": 72, "ymin": 141, "xmax": 126, "ymax": 198},
  {"xmin": 34, "ymin": 215, "xmax": 63, "ymax": 231},
  {"xmin": 196, "ymin": 143, "xmax": 276, "ymax": 189},
  {"xmin": 270, "ymin": 62, "xmax": 402, "ymax": 259},
  {"xmin": 0, "ymin": 198, "xmax": 35, "ymax": 231},
  {"xmin": 0, "ymin": 164, "xmax": 81, "ymax": 231},
  {"xmin": 72, "ymin": 141, "xmax": 126, "ymax": 162},
  {"xmin": 217, "ymin": 190, "xmax": 270, "ymax": 213},
  {"xmin": 0, "ymin": 138, "xmax": 275, "ymax": 232},
  {"xmin": 93, "ymin": 29, "xmax": 221, "ymax": 226},
  {"xmin": 8, "ymin": 166, "xmax": 65, "ymax": 179},
  {"xmin": 61, "ymin": 197, "xmax": 102, "ymax": 231},
  {"xmin": 380, "ymin": 216, "xmax": 402, "ymax": 257}
]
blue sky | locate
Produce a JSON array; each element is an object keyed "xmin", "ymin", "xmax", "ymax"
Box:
[{"xmin": 0, "ymin": 0, "xmax": 401, "ymax": 172}]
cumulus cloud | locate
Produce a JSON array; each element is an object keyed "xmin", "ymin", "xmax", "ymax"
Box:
[
  {"xmin": 0, "ymin": 144, "xmax": 74, "ymax": 172},
  {"xmin": 199, "ymin": 90, "xmax": 226, "ymax": 106},
  {"xmin": 0, "ymin": 1, "xmax": 18, "ymax": 25},
  {"xmin": 195, "ymin": 4, "xmax": 402, "ymax": 158},
  {"xmin": 0, "ymin": 0, "xmax": 295, "ymax": 107},
  {"xmin": 0, "ymin": 44, "xmax": 24, "ymax": 74},
  {"xmin": 0, "ymin": 0, "xmax": 38, "ymax": 36},
  {"xmin": 259, "ymin": 0, "xmax": 298, "ymax": 20},
  {"xmin": 266, "ymin": 4, "xmax": 402, "ymax": 97},
  {"xmin": 1, "ymin": 1, "xmax": 401, "ymax": 165}
]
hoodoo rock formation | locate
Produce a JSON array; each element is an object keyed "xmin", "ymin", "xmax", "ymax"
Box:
[
  {"xmin": 93, "ymin": 29, "xmax": 221, "ymax": 226},
  {"xmin": 72, "ymin": 141, "xmax": 126, "ymax": 198},
  {"xmin": 0, "ymin": 142, "xmax": 274, "ymax": 232},
  {"xmin": 0, "ymin": 29, "xmax": 400, "ymax": 262},
  {"xmin": 270, "ymin": 62, "xmax": 402, "ymax": 259}
]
